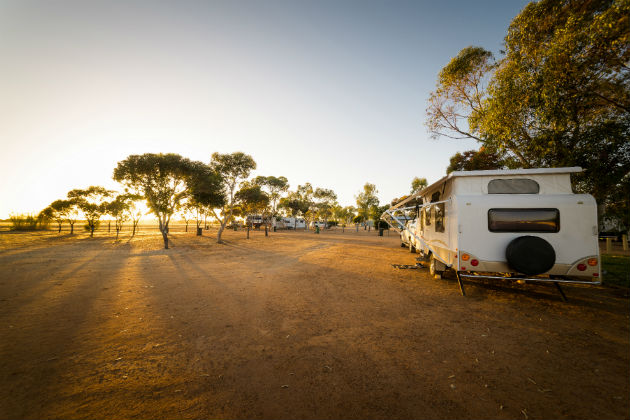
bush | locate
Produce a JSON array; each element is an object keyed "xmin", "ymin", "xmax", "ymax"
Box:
[
  {"xmin": 10, "ymin": 214, "xmax": 42, "ymax": 231},
  {"xmin": 83, "ymin": 221, "xmax": 101, "ymax": 231},
  {"xmin": 374, "ymin": 220, "xmax": 390, "ymax": 230}
]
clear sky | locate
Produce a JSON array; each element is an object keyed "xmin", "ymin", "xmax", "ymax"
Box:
[{"xmin": 0, "ymin": 0, "xmax": 529, "ymax": 218}]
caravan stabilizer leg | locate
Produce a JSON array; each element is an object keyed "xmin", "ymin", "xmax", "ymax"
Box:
[
  {"xmin": 456, "ymin": 272, "xmax": 466, "ymax": 296},
  {"xmin": 554, "ymin": 282, "xmax": 568, "ymax": 302}
]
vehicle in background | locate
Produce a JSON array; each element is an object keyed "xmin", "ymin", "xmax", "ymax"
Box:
[
  {"xmin": 278, "ymin": 217, "xmax": 306, "ymax": 229},
  {"xmin": 400, "ymin": 219, "xmax": 417, "ymax": 250}
]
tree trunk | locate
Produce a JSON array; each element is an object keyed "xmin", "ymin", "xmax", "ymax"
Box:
[
  {"xmin": 116, "ymin": 228, "xmax": 120, "ymax": 240},
  {"xmin": 217, "ymin": 223, "xmax": 225, "ymax": 243},
  {"xmin": 265, "ymin": 225, "xmax": 268, "ymax": 237},
  {"xmin": 132, "ymin": 222, "xmax": 137, "ymax": 236},
  {"xmin": 247, "ymin": 226, "xmax": 250, "ymax": 239},
  {"xmin": 108, "ymin": 221, "xmax": 111, "ymax": 233},
  {"xmin": 161, "ymin": 228, "xmax": 169, "ymax": 249},
  {"xmin": 90, "ymin": 223, "xmax": 95, "ymax": 237},
  {"xmin": 58, "ymin": 223, "xmax": 62, "ymax": 233},
  {"xmin": 70, "ymin": 223, "xmax": 74, "ymax": 235}
]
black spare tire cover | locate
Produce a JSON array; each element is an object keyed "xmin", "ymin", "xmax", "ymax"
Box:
[{"xmin": 505, "ymin": 236, "xmax": 556, "ymax": 275}]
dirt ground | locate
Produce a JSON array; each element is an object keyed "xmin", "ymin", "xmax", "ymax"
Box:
[{"xmin": 0, "ymin": 228, "xmax": 628, "ymax": 420}]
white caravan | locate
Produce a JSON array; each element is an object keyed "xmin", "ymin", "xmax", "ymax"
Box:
[
  {"xmin": 383, "ymin": 167, "xmax": 600, "ymax": 294},
  {"xmin": 281, "ymin": 217, "xmax": 306, "ymax": 230}
]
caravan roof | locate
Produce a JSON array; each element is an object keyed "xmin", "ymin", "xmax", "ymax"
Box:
[{"xmin": 391, "ymin": 167, "xmax": 583, "ymax": 210}]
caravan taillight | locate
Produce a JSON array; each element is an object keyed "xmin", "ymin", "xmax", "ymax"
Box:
[
  {"xmin": 577, "ymin": 264, "xmax": 587, "ymax": 271},
  {"xmin": 471, "ymin": 259, "xmax": 479, "ymax": 267},
  {"xmin": 587, "ymin": 258, "xmax": 598, "ymax": 266},
  {"xmin": 461, "ymin": 253, "xmax": 470, "ymax": 261}
]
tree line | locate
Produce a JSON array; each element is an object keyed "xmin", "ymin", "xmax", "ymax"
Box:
[
  {"xmin": 36, "ymin": 152, "xmax": 392, "ymax": 249},
  {"xmin": 427, "ymin": 0, "xmax": 629, "ymax": 226}
]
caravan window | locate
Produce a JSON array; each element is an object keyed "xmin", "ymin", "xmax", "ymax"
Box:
[
  {"xmin": 488, "ymin": 208, "xmax": 559, "ymax": 233},
  {"xmin": 488, "ymin": 179, "xmax": 539, "ymax": 194},
  {"xmin": 435, "ymin": 203, "xmax": 445, "ymax": 232},
  {"xmin": 424, "ymin": 206, "xmax": 432, "ymax": 226}
]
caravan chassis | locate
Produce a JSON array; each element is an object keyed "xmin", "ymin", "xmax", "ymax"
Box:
[{"xmin": 383, "ymin": 201, "xmax": 598, "ymax": 301}]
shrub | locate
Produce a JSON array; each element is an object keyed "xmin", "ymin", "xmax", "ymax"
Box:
[{"xmin": 10, "ymin": 214, "xmax": 40, "ymax": 231}]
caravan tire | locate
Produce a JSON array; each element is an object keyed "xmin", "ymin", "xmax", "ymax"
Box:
[
  {"xmin": 505, "ymin": 236, "xmax": 556, "ymax": 276},
  {"xmin": 429, "ymin": 255, "xmax": 444, "ymax": 277}
]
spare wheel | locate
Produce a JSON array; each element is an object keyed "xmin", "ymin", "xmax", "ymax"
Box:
[{"xmin": 505, "ymin": 235, "xmax": 555, "ymax": 276}]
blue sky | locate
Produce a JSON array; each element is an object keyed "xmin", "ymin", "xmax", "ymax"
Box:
[{"xmin": 0, "ymin": 0, "xmax": 530, "ymax": 217}]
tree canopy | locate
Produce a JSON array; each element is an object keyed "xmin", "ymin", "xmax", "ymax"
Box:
[
  {"xmin": 210, "ymin": 152, "xmax": 257, "ymax": 243},
  {"xmin": 427, "ymin": 0, "xmax": 630, "ymax": 208},
  {"xmin": 113, "ymin": 153, "xmax": 210, "ymax": 248}
]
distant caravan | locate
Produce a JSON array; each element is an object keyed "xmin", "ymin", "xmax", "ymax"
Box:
[{"xmin": 383, "ymin": 167, "xmax": 600, "ymax": 297}]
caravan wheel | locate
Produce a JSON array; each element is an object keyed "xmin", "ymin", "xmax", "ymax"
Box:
[
  {"xmin": 409, "ymin": 241, "xmax": 416, "ymax": 253},
  {"xmin": 429, "ymin": 255, "xmax": 444, "ymax": 276}
]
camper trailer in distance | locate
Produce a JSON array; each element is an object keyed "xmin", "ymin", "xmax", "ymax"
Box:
[{"xmin": 383, "ymin": 167, "xmax": 601, "ymax": 290}]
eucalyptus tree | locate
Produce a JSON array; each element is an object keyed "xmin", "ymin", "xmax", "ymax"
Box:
[
  {"xmin": 410, "ymin": 177, "xmax": 428, "ymax": 195},
  {"xmin": 356, "ymin": 183, "xmax": 380, "ymax": 228},
  {"xmin": 235, "ymin": 182, "xmax": 269, "ymax": 231},
  {"xmin": 426, "ymin": 0, "xmax": 629, "ymax": 205},
  {"xmin": 113, "ymin": 153, "xmax": 215, "ymax": 249},
  {"xmin": 107, "ymin": 195, "xmax": 130, "ymax": 239},
  {"xmin": 254, "ymin": 176, "xmax": 289, "ymax": 216},
  {"xmin": 210, "ymin": 152, "xmax": 256, "ymax": 243},
  {"xmin": 313, "ymin": 187, "xmax": 337, "ymax": 228},
  {"xmin": 188, "ymin": 161, "xmax": 225, "ymax": 236},
  {"xmin": 46, "ymin": 200, "xmax": 67, "ymax": 233},
  {"xmin": 68, "ymin": 186, "xmax": 114, "ymax": 237}
]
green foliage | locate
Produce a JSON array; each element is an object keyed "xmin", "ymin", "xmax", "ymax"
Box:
[
  {"xmin": 9, "ymin": 214, "xmax": 41, "ymax": 230},
  {"xmin": 68, "ymin": 186, "xmax": 113, "ymax": 237},
  {"xmin": 356, "ymin": 183, "xmax": 380, "ymax": 223},
  {"xmin": 113, "ymin": 153, "xmax": 207, "ymax": 247},
  {"xmin": 427, "ymin": 0, "xmax": 630, "ymax": 214},
  {"xmin": 210, "ymin": 152, "xmax": 257, "ymax": 242},
  {"xmin": 313, "ymin": 187, "xmax": 338, "ymax": 225},
  {"xmin": 235, "ymin": 183, "xmax": 270, "ymax": 219},
  {"xmin": 254, "ymin": 175, "xmax": 289, "ymax": 215},
  {"xmin": 446, "ymin": 147, "xmax": 512, "ymax": 173},
  {"xmin": 410, "ymin": 177, "xmax": 428, "ymax": 194}
]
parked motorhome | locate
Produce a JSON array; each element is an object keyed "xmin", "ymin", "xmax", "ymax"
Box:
[
  {"xmin": 383, "ymin": 167, "xmax": 600, "ymax": 288},
  {"xmin": 400, "ymin": 219, "xmax": 417, "ymax": 249},
  {"xmin": 246, "ymin": 215, "xmax": 264, "ymax": 228},
  {"xmin": 279, "ymin": 217, "xmax": 306, "ymax": 229}
]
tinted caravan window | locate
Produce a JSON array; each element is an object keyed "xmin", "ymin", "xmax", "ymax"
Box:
[
  {"xmin": 488, "ymin": 179, "xmax": 539, "ymax": 194},
  {"xmin": 488, "ymin": 208, "xmax": 559, "ymax": 233},
  {"xmin": 435, "ymin": 203, "xmax": 445, "ymax": 232}
]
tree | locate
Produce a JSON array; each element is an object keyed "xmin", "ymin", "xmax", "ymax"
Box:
[
  {"xmin": 46, "ymin": 200, "xmax": 67, "ymax": 233},
  {"xmin": 113, "ymin": 153, "xmax": 205, "ymax": 249},
  {"xmin": 210, "ymin": 152, "xmax": 256, "ymax": 244},
  {"xmin": 254, "ymin": 176, "xmax": 289, "ymax": 216},
  {"xmin": 188, "ymin": 162, "xmax": 225, "ymax": 235},
  {"xmin": 313, "ymin": 188, "xmax": 337, "ymax": 228},
  {"xmin": 426, "ymin": 0, "xmax": 630, "ymax": 207},
  {"xmin": 107, "ymin": 195, "xmax": 130, "ymax": 240},
  {"xmin": 68, "ymin": 186, "xmax": 113, "ymax": 237},
  {"xmin": 410, "ymin": 177, "xmax": 428, "ymax": 195},
  {"xmin": 356, "ymin": 183, "xmax": 380, "ymax": 229},
  {"xmin": 235, "ymin": 183, "xmax": 270, "ymax": 227},
  {"xmin": 446, "ymin": 147, "xmax": 509, "ymax": 173}
]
